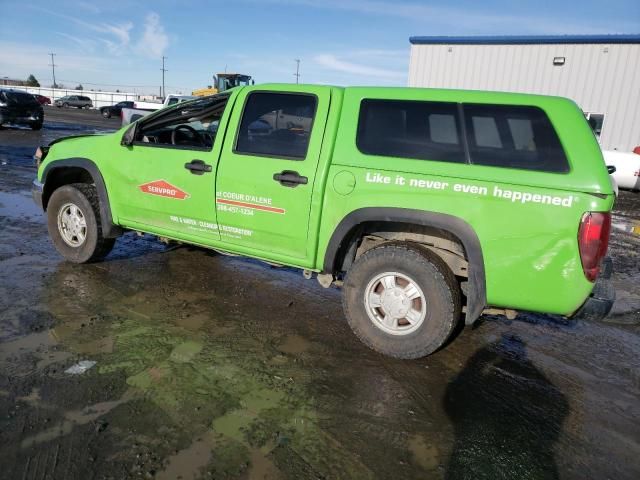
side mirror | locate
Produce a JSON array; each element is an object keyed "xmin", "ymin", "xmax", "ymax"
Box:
[
  {"xmin": 121, "ymin": 123, "xmax": 136, "ymax": 146},
  {"xmin": 607, "ymin": 165, "xmax": 616, "ymax": 174}
]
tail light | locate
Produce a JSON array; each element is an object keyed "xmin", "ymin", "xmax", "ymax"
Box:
[
  {"xmin": 633, "ymin": 146, "xmax": 640, "ymax": 155},
  {"xmin": 578, "ymin": 212, "xmax": 611, "ymax": 282}
]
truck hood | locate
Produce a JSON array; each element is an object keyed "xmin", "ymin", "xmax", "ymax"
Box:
[{"xmin": 48, "ymin": 133, "xmax": 103, "ymax": 147}]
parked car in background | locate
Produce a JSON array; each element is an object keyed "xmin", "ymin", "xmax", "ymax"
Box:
[
  {"xmin": 603, "ymin": 150, "xmax": 640, "ymax": 191},
  {"xmin": 54, "ymin": 95, "xmax": 93, "ymax": 109},
  {"xmin": 34, "ymin": 94, "xmax": 51, "ymax": 106},
  {"xmin": 0, "ymin": 88, "xmax": 44, "ymax": 130},
  {"xmin": 120, "ymin": 95, "xmax": 196, "ymax": 126},
  {"xmin": 100, "ymin": 101, "xmax": 134, "ymax": 119}
]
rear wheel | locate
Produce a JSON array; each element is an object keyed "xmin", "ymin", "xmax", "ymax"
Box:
[
  {"xmin": 343, "ymin": 243, "xmax": 461, "ymax": 359},
  {"xmin": 30, "ymin": 121, "xmax": 43, "ymax": 130},
  {"xmin": 47, "ymin": 183, "xmax": 115, "ymax": 263}
]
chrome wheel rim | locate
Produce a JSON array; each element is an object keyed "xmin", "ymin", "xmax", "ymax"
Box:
[
  {"xmin": 57, "ymin": 202, "xmax": 87, "ymax": 247},
  {"xmin": 364, "ymin": 272, "xmax": 426, "ymax": 335}
]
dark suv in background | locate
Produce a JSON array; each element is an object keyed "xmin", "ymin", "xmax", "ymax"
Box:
[
  {"xmin": 0, "ymin": 88, "xmax": 44, "ymax": 130},
  {"xmin": 55, "ymin": 95, "xmax": 93, "ymax": 109},
  {"xmin": 100, "ymin": 101, "xmax": 134, "ymax": 118}
]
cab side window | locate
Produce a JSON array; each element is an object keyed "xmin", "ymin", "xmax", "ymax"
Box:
[{"xmin": 235, "ymin": 92, "xmax": 317, "ymax": 160}]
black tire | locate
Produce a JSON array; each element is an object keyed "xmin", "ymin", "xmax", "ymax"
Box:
[
  {"xmin": 102, "ymin": 109, "xmax": 111, "ymax": 118},
  {"xmin": 343, "ymin": 243, "xmax": 461, "ymax": 359},
  {"xmin": 30, "ymin": 121, "xmax": 43, "ymax": 131},
  {"xmin": 62, "ymin": 102, "xmax": 69, "ymax": 108},
  {"xmin": 47, "ymin": 183, "xmax": 115, "ymax": 263}
]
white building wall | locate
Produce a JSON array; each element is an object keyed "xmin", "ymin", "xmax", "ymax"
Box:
[{"xmin": 408, "ymin": 42, "xmax": 640, "ymax": 151}]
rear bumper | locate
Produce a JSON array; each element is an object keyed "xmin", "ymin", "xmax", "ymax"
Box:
[
  {"xmin": 0, "ymin": 109, "xmax": 43, "ymax": 125},
  {"xmin": 571, "ymin": 257, "xmax": 615, "ymax": 321},
  {"xmin": 32, "ymin": 179, "xmax": 44, "ymax": 210}
]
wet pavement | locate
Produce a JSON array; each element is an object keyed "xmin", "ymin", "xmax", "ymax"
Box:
[{"xmin": 1, "ymin": 112, "xmax": 639, "ymax": 479}]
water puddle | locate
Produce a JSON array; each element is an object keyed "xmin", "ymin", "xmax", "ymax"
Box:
[
  {"xmin": 277, "ymin": 334, "xmax": 311, "ymax": 355},
  {"xmin": 407, "ymin": 433, "xmax": 441, "ymax": 471},
  {"xmin": 155, "ymin": 432, "xmax": 215, "ymax": 480},
  {"xmin": 0, "ymin": 329, "xmax": 56, "ymax": 361},
  {"xmin": 20, "ymin": 389, "xmax": 137, "ymax": 449},
  {"xmin": 16, "ymin": 387, "xmax": 44, "ymax": 408},
  {"xmin": 0, "ymin": 146, "xmax": 36, "ymax": 167},
  {"xmin": 29, "ymin": 259, "xmax": 383, "ymax": 477},
  {"xmin": 0, "ymin": 190, "xmax": 44, "ymax": 221}
]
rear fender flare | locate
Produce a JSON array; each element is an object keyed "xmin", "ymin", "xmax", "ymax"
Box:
[{"xmin": 323, "ymin": 207, "xmax": 486, "ymax": 324}]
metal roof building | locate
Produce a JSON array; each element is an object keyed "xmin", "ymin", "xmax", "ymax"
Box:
[{"xmin": 408, "ymin": 35, "xmax": 640, "ymax": 151}]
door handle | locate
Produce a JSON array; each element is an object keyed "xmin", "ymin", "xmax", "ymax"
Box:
[
  {"xmin": 273, "ymin": 170, "xmax": 308, "ymax": 187},
  {"xmin": 184, "ymin": 159, "xmax": 212, "ymax": 175}
]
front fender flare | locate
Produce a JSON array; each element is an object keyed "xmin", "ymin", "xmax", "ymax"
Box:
[
  {"xmin": 41, "ymin": 157, "xmax": 122, "ymax": 238},
  {"xmin": 323, "ymin": 207, "xmax": 486, "ymax": 324}
]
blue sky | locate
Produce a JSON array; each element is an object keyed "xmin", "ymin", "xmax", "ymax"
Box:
[{"xmin": 1, "ymin": 0, "xmax": 638, "ymax": 94}]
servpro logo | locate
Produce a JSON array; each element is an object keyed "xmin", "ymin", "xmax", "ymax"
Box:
[{"xmin": 139, "ymin": 180, "xmax": 190, "ymax": 200}]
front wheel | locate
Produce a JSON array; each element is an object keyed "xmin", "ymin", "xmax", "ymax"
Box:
[
  {"xmin": 343, "ymin": 243, "xmax": 461, "ymax": 359},
  {"xmin": 30, "ymin": 121, "xmax": 43, "ymax": 130},
  {"xmin": 102, "ymin": 110, "xmax": 111, "ymax": 118},
  {"xmin": 47, "ymin": 184, "xmax": 115, "ymax": 263}
]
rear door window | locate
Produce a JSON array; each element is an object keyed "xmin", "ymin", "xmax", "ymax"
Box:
[
  {"xmin": 463, "ymin": 104, "xmax": 569, "ymax": 173},
  {"xmin": 356, "ymin": 99, "xmax": 466, "ymax": 163}
]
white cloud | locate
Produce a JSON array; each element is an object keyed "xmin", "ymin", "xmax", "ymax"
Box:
[
  {"xmin": 100, "ymin": 22, "xmax": 133, "ymax": 50},
  {"xmin": 54, "ymin": 32, "xmax": 96, "ymax": 53},
  {"xmin": 134, "ymin": 13, "xmax": 169, "ymax": 59},
  {"xmin": 314, "ymin": 53, "xmax": 405, "ymax": 80},
  {"xmin": 28, "ymin": 6, "xmax": 164, "ymax": 57}
]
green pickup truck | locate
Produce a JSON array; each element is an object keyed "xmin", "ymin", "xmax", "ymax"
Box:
[{"xmin": 33, "ymin": 84, "xmax": 615, "ymax": 358}]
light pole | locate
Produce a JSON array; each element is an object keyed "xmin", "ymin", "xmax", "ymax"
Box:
[
  {"xmin": 161, "ymin": 56, "xmax": 168, "ymax": 99},
  {"xmin": 294, "ymin": 59, "xmax": 301, "ymax": 84},
  {"xmin": 49, "ymin": 53, "xmax": 57, "ymax": 88}
]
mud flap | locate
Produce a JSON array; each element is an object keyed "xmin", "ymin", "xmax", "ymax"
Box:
[{"xmin": 572, "ymin": 257, "xmax": 615, "ymax": 321}]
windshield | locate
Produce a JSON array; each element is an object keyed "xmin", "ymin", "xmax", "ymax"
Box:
[
  {"xmin": 217, "ymin": 76, "xmax": 252, "ymax": 91},
  {"xmin": 141, "ymin": 93, "xmax": 230, "ymax": 127},
  {"xmin": 1, "ymin": 90, "xmax": 39, "ymax": 106}
]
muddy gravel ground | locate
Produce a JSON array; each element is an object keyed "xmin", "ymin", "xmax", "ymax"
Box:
[{"xmin": 0, "ymin": 111, "xmax": 639, "ymax": 480}]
